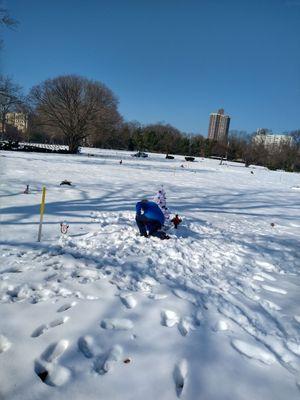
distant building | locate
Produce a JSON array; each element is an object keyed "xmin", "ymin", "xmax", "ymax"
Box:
[
  {"xmin": 5, "ymin": 112, "xmax": 28, "ymax": 133},
  {"xmin": 208, "ymin": 108, "xmax": 230, "ymax": 142},
  {"xmin": 253, "ymin": 129, "xmax": 293, "ymax": 147}
]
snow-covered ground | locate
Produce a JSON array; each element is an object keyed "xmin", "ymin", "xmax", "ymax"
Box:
[{"xmin": 0, "ymin": 148, "xmax": 300, "ymax": 400}]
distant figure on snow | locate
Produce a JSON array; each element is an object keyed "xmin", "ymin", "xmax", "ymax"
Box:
[
  {"xmin": 60, "ymin": 180, "xmax": 72, "ymax": 186},
  {"xmin": 135, "ymin": 199, "xmax": 169, "ymax": 239},
  {"xmin": 24, "ymin": 184, "xmax": 30, "ymax": 194}
]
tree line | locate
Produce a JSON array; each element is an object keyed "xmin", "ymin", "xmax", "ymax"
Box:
[
  {"xmin": 1, "ymin": 3, "xmax": 299, "ymax": 171},
  {"xmin": 0, "ymin": 73, "xmax": 300, "ymax": 172}
]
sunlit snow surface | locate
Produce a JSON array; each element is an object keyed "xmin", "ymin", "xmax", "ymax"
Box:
[{"xmin": 0, "ymin": 149, "xmax": 300, "ymax": 400}]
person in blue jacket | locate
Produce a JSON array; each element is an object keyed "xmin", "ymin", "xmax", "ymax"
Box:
[{"xmin": 135, "ymin": 199, "xmax": 168, "ymax": 239}]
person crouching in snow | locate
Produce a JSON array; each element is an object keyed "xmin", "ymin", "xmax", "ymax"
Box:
[{"xmin": 135, "ymin": 199, "xmax": 169, "ymax": 239}]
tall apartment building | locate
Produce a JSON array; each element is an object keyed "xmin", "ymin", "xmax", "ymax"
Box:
[
  {"xmin": 5, "ymin": 112, "xmax": 28, "ymax": 133},
  {"xmin": 208, "ymin": 108, "xmax": 230, "ymax": 142},
  {"xmin": 253, "ymin": 130, "xmax": 293, "ymax": 147}
]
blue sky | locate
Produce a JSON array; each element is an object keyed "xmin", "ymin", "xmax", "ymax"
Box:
[{"xmin": 1, "ymin": 0, "xmax": 300, "ymax": 135}]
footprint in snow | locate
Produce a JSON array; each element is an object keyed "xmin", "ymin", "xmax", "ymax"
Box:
[
  {"xmin": 31, "ymin": 324, "xmax": 48, "ymax": 338},
  {"xmin": 253, "ymin": 275, "xmax": 265, "ymax": 282},
  {"xmin": 161, "ymin": 310, "xmax": 195, "ymax": 336},
  {"xmin": 255, "ymin": 260, "xmax": 276, "ymax": 272},
  {"xmin": 261, "ymin": 285, "xmax": 287, "ymax": 295},
  {"xmin": 57, "ymin": 301, "xmax": 77, "ymax": 313},
  {"xmin": 41, "ymin": 340, "xmax": 69, "ymax": 362},
  {"xmin": 100, "ymin": 318, "xmax": 134, "ymax": 330},
  {"xmin": 50, "ymin": 316, "xmax": 69, "ymax": 328},
  {"xmin": 173, "ymin": 359, "xmax": 188, "ymax": 397},
  {"xmin": 231, "ymin": 339, "xmax": 276, "ymax": 365},
  {"xmin": 78, "ymin": 336, "xmax": 96, "ymax": 358},
  {"xmin": 258, "ymin": 272, "xmax": 276, "ymax": 282},
  {"xmin": 34, "ymin": 339, "xmax": 70, "ymax": 387},
  {"xmin": 148, "ymin": 293, "xmax": 168, "ymax": 300},
  {"xmin": 0, "ymin": 334, "xmax": 11, "ymax": 353},
  {"xmin": 34, "ymin": 359, "xmax": 71, "ymax": 387},
  {"xmin": 31, "ymin": 316, "xmax": 69, "ymax": 337},
  {"xmin": 119, "ymin": 293, "xmax": 137, "ymax": 309},
  {"xmin": 94, "ymin": 345, "xmax": 123, "ymax": 375},
  {"xmin": 178, "ymin": 317, "xmax": 196, "ymax": 337},
  {"xmin": 172, "ymin": 289, "xmax": 197, "ymax": 305},
  {"xmin": 161, "ymin": 310, "xmax": 180, "ymax": 328}
]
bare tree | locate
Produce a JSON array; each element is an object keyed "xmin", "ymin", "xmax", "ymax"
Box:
[
  {"xmin": 0, "ymin": 75, "xmax": 23, "ymax": 135},
  {"xmin": 29, "ymin": 75, "xmax": 122, "ymax": 153},
  {"xmin": 0, "ymin": 3, "xmax": 18, "ymax": 48},
  {"xmin": 289, "ymin": 130, "xmax": 300, "ymax": 147},
  {"xmin": 0, "ymin": 5, "xmax": 17, "ymax": 27}
]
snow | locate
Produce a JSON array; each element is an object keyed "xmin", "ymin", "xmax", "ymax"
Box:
[{"xmin": 0, "ymin": 148, "xmax": 300, "ymax": 400}]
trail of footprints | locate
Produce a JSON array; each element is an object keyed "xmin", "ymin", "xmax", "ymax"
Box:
[
  {"xmin": 31, "ymin": 302, "xmax": 77, "ymax": 338},
  {"xmin": 32, "ymin": 302, "xmax": 76, "ymax": 386},
  {"xmin": 30, "ymin": 295, "xmax": 189, "ymax": 397},
  {"xmin": 31, "ymin": 316, "xmax": 69, "ymax": 338},
  {"xmin": 77, "ymin": 331, "xmax": 187, "ymax": 397},
  {"xmin": 3, "ymin": 247, "xmax": 296, "ymax": 395},
  {"xmin": 31, "ymin": 292, "xmax": 298, "ymax": 395},
  {"xmin": 32, "ymin": 296, "xmax": 138, "ymax": 388}
]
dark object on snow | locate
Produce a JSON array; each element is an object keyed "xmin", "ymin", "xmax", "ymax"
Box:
[
  {"xmin": 136, "ymin": 213, "xmax": 162, "ymax": 238},
  {"xmin": 24, "ymin": 184, "xmax": 30, "ymax": 194},
  {"xmin": 135, "ymin": 200, "xmax": 165, "ymax": 238},
  {"xmin": 37, "ymin": 370, "xmax": 48, "ymax": 382},
  {"xmin": 157, "ymin": 231, "xmax": 170, "ymax": 240},
  {"xmin": 270, "ymin": 222, "xmax": 275, "ymax": 227},
  {"xmin": 166, "ymin": 154, "xmax": 174, "ymax": 159},
  {"xmin": 0, "ymin": 140, "xmax": 19, "ymax": 150},
  {"xmin": 119, "ymin": 160, "xmax": 123, "ymax": 164},
  {"xmin": 171, "ymin": 214, "xmax": 182, "ymax": 229},
  {"xmin": 60, "ymin": 180, "xmax": 72, "ymax": 186},
  {"xmin": 180, "ymin": 164, "xmax": 185, "ymax": 168},
  {"xmin": 185, "ymin": 156, "xmax": 195, "ymax": 162},
  {"xmin": 132, "ymin": 151, "xmax": 148, "ymax": 158},
  {"xmin": 251, "ymin": 171, "xmax": 254, "ymax": 174},
  {"xmin": 123, "ymin": 358, "xmax": 131, "ymax": 364},
  {"xmin": 0, "ymin": 141, "xmax": 70, "ymax": 154},
  {"xmin": 60, "ymin": 222, "xmax": 69, "ymax": 234}
]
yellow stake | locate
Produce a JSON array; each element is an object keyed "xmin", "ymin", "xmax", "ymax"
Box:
[{"xmin": 37, "ymin": 186, "xmax": 46, "ymax": 242}]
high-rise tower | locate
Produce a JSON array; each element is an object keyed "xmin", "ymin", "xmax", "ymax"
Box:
[{"xmin": 208, "ymin": 109, "xmax": 230, "ymax": 142}]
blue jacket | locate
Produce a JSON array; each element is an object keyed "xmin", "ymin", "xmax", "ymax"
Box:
[{"xmin": 136, "ymin": 201, "xmax": 165, "ymax": 225}]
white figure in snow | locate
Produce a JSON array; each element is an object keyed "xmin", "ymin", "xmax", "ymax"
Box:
[{"xmin": 153, "ymin": 186, "xmax": 171, "ymax": 223}]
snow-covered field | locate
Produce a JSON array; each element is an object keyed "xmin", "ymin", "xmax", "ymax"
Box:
[{"xmin": 0, "ymin": 148, "xmax": 300, "ymax": 400}]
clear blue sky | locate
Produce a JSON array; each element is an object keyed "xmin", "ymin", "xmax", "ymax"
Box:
[{"xmin": 1, "ymin": 0, "xmax": 300, "ymax": 135}]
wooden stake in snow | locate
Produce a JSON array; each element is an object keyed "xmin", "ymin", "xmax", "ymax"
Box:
[{"xmin": 37, "ymin": 186, "xmax": 46, "ymax": 242}]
